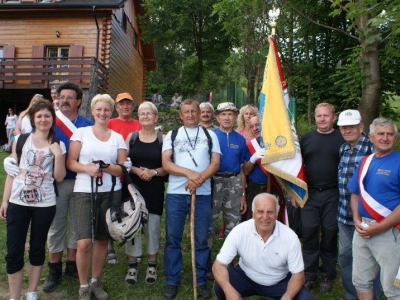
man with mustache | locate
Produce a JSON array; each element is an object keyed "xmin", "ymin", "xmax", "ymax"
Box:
[
  {"xmin": 43, "ymin": 82, "xmax": 94, "ymax": 292},
  {"xmin": 199, "ymin": 102, "xmax": 217, "ymax": 130}
]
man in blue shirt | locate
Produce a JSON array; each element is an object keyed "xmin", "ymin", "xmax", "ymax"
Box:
[
  {"xmin": 336, "ymin": 109, "xmax": 380, "ymax": 300},
  {"xmin": 347, "ymin": 118, "xmax": 400, "ymax": 299},
  {"xmin": 208, "ymin": 102, "xmax": 247, "ymax": 274}
]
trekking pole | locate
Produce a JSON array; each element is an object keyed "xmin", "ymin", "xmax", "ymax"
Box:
[
  {"xmin": 90, "ymin": 177, "xmax": 95, "ymax": 244},
  {"xmin": 190, "ymin": 192, "xmax": 197, "ymax": 300}
]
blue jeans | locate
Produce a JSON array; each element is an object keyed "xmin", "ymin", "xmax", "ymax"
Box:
[
  {"xmin": 338, "ymin": 222, "xmax": 381, "ymax": 299},
  {"xmin": 164, "ymin": 194, "xmax": 211, "ymax": 286}
]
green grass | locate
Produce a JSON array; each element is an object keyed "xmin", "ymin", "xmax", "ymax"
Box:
[{"xmin": 0, "ymin": 148, "xmax": 386, "ymax": 300}]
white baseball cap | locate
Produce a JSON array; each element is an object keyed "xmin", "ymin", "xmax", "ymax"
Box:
[{"xmin": 337, "ymin": 109, "xmax": 361, "ymax": 126}]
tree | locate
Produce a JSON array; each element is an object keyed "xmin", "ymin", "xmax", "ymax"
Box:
[
  {"xmin": 282, "ymin": 0, "xmax": 392, "ymax": 130},
  {"xmin": 141, "ymin": 0, "xmax": 232, "ymax": 98}
]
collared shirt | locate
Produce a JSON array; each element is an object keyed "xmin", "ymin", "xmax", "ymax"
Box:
[
  {"xmin": 216, "ymin": 219, "xmax": 304, "ymax": 286},
  {"xmin": 337, "ymin": 132, "xmax": 373, "ymax": 224}
]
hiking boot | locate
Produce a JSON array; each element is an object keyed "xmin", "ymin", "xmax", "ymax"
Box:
[
  {"xmin": 125, "ymin": 267, "xmax": 138, "ymax": 286},
  {"xmin": 79, "ymin": 286, "xmax": 91, "ymax": 300},
  {"xmin": 197, "ymin": 285, "xmax": 211, "ymax": 299},
  {"xmin": 43, "ymin": 261, "xmax": 62, "ymax": 293},
  {"xmin": 90, "ymin": 281, "xmax": 108, "ymax": 300},
  {"xmin": 162, "ymin": 285, "xmax": 178, "ymax": 300},
  {"xmin": 320, "ymin": 272, "xmax": 332, "ymax": 292},
  {"xmin": 304, "ymin": 280, "xmax": 315, "ymax": 291},
  {"xmin": 64, "ymin": 260, "xmax": 79, "ymax": 281},
  {"xmin": 145, "ymin": 266, "xmax": 157, "ymax": 284}
]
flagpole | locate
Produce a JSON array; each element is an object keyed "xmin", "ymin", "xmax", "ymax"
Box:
[{"xmin": 266, "ymin": 8, "xmax": 280, "ymax": 194}]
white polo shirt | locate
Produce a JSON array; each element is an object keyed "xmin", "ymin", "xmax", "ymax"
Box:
[{"xmin": 216, "ymin": 219, "xmax": 304, "ymax": 286}]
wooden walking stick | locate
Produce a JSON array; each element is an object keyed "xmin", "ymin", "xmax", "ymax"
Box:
[{"xmin": 190, "ymin": 192, "xmax": 198, "ymax": 300}]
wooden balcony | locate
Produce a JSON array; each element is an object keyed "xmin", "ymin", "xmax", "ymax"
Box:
[{"xmin": 0, "ymin": 57, "xmax": 108, "ymax": 93}]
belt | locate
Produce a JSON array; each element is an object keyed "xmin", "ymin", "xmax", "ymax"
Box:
[
  {"xmin": 248, "ymin": 181, "xmax": 267, "ymax": 188},
  {"xmin": 214, "ymin": 172, "xmax": 239, "ymax": 178},
  {"xmin": 309, "ymin": 184, "xmax": 337, "ymax": 192}
]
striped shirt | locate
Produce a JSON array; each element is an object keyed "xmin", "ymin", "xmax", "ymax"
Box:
[{"xmin": 337, "ymin": 132, "xmax": 373, "ymax": 224}]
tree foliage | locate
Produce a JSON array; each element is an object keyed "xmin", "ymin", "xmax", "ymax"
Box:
[{"xmin": 140, "ymin": 0, "xmax": 232, "ymax": 98}]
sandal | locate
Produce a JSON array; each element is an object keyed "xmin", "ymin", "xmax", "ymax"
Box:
[
  {"xmin": 106, "ymin": 251, "xmax": 117, "ymax": 264},
  {"xmin": 145, "ymin": 266, "xmax": 157, "ymax": 284}
]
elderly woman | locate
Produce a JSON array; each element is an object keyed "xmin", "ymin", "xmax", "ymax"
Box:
[
  {"xmin": 15, "ymin": 94, "xmax": 46, "ymax": 135},
  {"xmin": 1, "ymin": 99, "xmax": 66, "ymax": 300},
  {"xmin": 67, "ymin": 94, "xmax": 126, "ymax": 300},
  {"xmin": 236, "ymin": 104, "xmax": 259, "ymax": 139},
  {"xmin": 124, "ymin": 101, "xmax": 167, "ymax": 286}
]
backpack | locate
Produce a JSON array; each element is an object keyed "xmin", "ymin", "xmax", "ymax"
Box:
[
  {"xmin": 106, "ymin": 164, "xmax": 149, "ymax": 246},
  {"xmin": 16, "ymin": 133, "xmax": 60, "ymax": 196},
  {"xmin": 170, "ymin": 126, "xmax": 212, "ymax": 162}
]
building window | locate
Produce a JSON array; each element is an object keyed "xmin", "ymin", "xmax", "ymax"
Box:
[
  {"xmin": 121, "ymin": 10, "xmax": 127, "ymax": 32},
  {"xmin": 0, "ymin": 47, "xmax": 3, "ymax": 61},
  {"xmin": 47, "ymin": 46, "xmax": 69, "ymax": 83}
]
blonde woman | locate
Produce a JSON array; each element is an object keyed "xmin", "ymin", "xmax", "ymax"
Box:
[
  {"xmin": 236, "ymin": 105, "xmax": 259, "ymax": 139},
  {"xmin": 15, "ymin": 94, "xmax": 45, "ymax": 135},
  {"xmin": 67, "ymin": 94, "xmax": 127, "ymax": 300}
]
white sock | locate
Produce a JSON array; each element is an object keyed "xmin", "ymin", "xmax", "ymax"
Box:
[
  {"xmin": 80, "ymin": 283, "xmax": 89, "ymax": 288},
  {"xmin": 90, "ymin": 278, "xmax": 98, "ymax": 284}
]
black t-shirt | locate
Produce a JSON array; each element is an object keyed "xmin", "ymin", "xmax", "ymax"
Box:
[{"xmin": 300, "ymin": 129, "xmax": 344, "ymax": 187}]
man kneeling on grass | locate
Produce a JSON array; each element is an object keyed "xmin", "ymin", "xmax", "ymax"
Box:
[{"xmin": 212, "ymin": 193, "xmax": 313, "ymax": 300}]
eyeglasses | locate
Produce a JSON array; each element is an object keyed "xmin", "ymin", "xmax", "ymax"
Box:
[
  {"xmin": 58, "ymin": 95, "xmax": 76, "ymax": 101},
  {"xmin": 138, "ymin": 112, "xmax": 156, "ymax": 117}
]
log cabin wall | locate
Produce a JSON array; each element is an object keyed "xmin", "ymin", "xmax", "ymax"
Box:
[
  {"xmin": 0, "ymin": 10, "xmax": 107, "ymax": 62},
  {"xmin": 107, "ymin": 7, "xmax": 144, "ymax": 107}
]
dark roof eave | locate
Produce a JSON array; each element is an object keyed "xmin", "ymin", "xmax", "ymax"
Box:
[{"xmin": 0, "ymin": 1, "xmax": 127, "ymax": 9}]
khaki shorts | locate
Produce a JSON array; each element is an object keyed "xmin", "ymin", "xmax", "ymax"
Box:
[{"xmin": 72, "ymin": 190, "xmax": 121, "ymax": 241}]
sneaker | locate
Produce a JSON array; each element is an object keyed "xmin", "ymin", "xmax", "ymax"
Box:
[
  {"xmin": 145, "ymin": 266, "xmax": 157, "ymax": 284},
  {"xmin": 64, "ymin": 260, "xmax": 79, "ymax": 281},
  {"xmin": 106, "ymin": 251, "xmax": 117, "ymax": 264},
  {"xmin": 90, "ymin": 281, "xmax": 108, "ymax": 300},
  {"xmin": 26, "ymin": 292, "xmax": 39, "ymax": 300},
  {"xmin": 125, "ymin": 267, "xmax": 138, "ymax": 286},
  {"xmin": 43, "ymin": 262, "xmax": 62, "ymax": 293},
  {"xmin": 320, "ymin": 272, "xmax": 332, "ymax": 292},
  {"xmin": 304, "ymin": 280, "xmax": 315, "ymax": 291},
  {"xmin": 197, "ymin": 285, "xmax": 211, "ymax": 299},
  {"xmin": 162, "ymin": 285, "xmax": 178, "ymax": 300},
  {"xmin": 79, "ymin": 286, "xmax": 91, "ymax": 300}
]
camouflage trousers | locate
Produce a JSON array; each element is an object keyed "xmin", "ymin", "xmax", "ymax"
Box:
[{"xmin": 208, "ymin": 174, "xmax": 242, "ymax": 237}]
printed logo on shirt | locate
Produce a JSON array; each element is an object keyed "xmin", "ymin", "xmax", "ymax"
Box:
[{"xmin": 376, "ymin": 169, "xmax": 391, "ymax": 176}]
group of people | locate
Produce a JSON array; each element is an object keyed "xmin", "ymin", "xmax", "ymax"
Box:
[{"xmin": 2, "ymin": 85, "xmax": 400, "ymax": 300}]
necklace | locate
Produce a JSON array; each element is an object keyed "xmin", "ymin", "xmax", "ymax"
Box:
[{"xmin": 183, "ymin": 126, "xmax": 200, "ymax": 167}]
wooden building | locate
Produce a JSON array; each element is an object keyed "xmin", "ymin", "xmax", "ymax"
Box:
[{"xmin": 0, "ymin": 0, "xmax": 156, "ymax": 142}]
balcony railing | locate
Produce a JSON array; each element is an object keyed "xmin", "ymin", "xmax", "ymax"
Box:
[{"xmin": 0, "ymin": 57, "xmax": 108, "ymax": 93}]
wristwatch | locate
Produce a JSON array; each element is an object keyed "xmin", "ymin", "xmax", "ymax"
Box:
[{"xmin": 154, "ymin": 169, "xmax": 159, "ymax": 176}]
